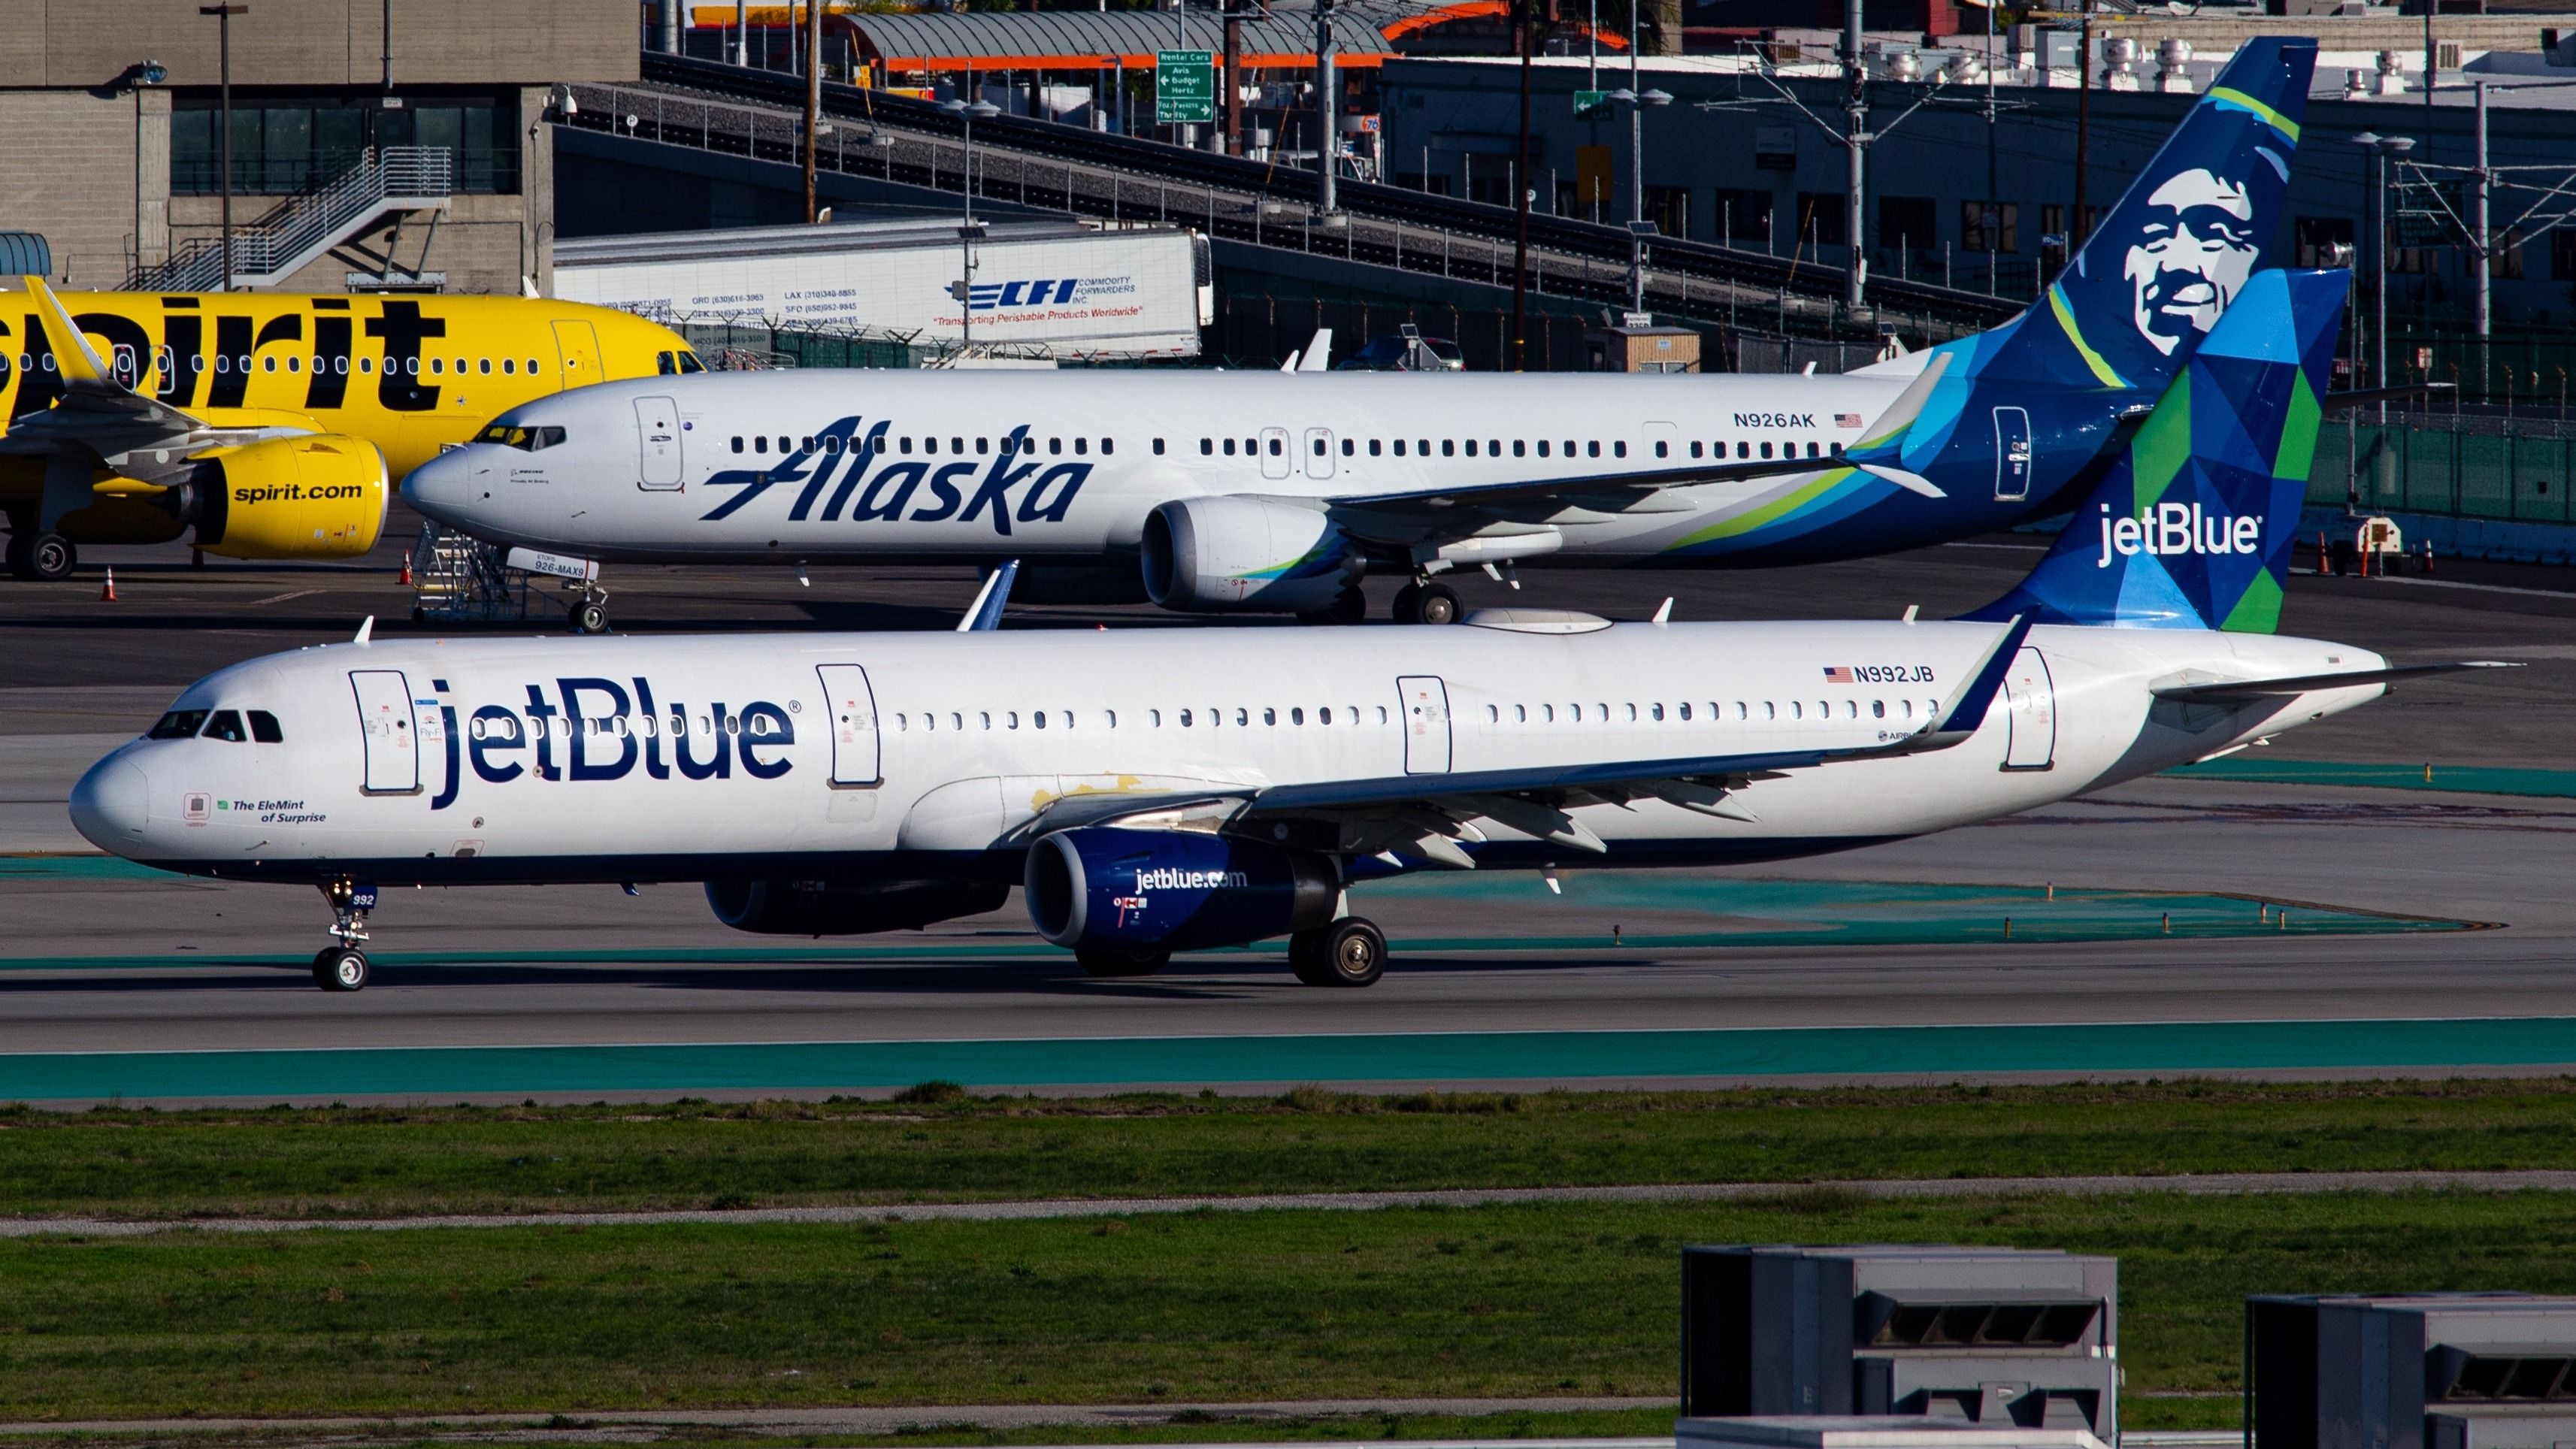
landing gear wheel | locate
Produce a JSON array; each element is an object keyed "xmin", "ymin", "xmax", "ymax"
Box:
[
  {"xmin": 1391, "ymin": 582, "xmax": 1422, "ymax": 624},
  {"xmin": 23, "ymin": 532, "xmax": 74, "ymax": 582},
  {"xmin": 570, "ymin": 598, "xmax": 608, "ymax": 634},
  {"xmin": 312, "ymin": 947, "xmax": 371, "ymax": 992},
  {"xmin": 1415, "ymin": 583, "xmax": 1461, "ymax": 626},
  {"xmin": 1290, "ymin": 917, "xmax": 1387, "ymax": 988},
  {"xmin": 1076, "ymin": 946, "xmax": 1170, "ymax": 978}
]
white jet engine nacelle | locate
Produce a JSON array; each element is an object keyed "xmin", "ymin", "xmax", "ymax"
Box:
[{"xmin": 1140, "ymin": 495, "xmax": 1360, "ymax": 614}]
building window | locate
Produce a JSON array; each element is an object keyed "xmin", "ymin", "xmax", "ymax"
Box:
[
  {"xmin": 1960, "ymin": 200, "xmax": 2020, "ymax": 254},
  {"xmin": 171, "ymin": 92, "xmax": 522, "ymax": 195}
]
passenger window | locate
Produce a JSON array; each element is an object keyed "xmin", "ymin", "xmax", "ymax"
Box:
[
  {"xmin": 1341, "ymin": 438, "xmax": 1355, "ymax": 456},
  {"xmin": 1486, "ymin": 705, "xmax": 1499, "ymax": 722},
  {"xmin": 1074, "ymin": 437, "xmax": 1088, "ymax": 455},
  {"xmin": 1587, "ymin": 440, "xmax": 1601, "ymax": 458},
  {"xmin": 1180, "ymin": 709, "xmax": 1193, "ymax": 727},
  {"xmin": 249, "ymin": 709, "xmax": 285, "ymax": 743},
  {"xmin": 1367, "ymin": 440, "xmax": 1381, "ymax": 456},
  {"xmin": 1442, "ymin": 440, "xmax": 1456, "ymax": 457},
  {"xmin": 201, "ymin": 710, "xmax": 249, "ymax": 743},
  {"xmin": 1678, "ymin": 702, "xmax": 1692, "ymax": 721},
  {"xmin": 824, "ymin": 436, "xmax": 843, "ymax": 454},
  {"xmin": 1319, "ymin": 706, "xmax": 1333, "ymax": 724},
  {"xmin": 1263, "ymin": 707, "xmax": 1277, "ymax": 724},
  {"xmin": 1267, "ymin": 437, "xmax": 1281, "ymax": 455},
  {"xmin": 503, "ymin": 358, "xmax": 516, "ymax": 374},
  {"xmin": 1393, "ymin": 440, "xmax": 1406, "ymax": 456},
  {"xmin": 1760, "ymin": 442, "xmax": 1774, "ymax": 459},
  {"xmin": 1689, "ymin": 442, "xmax": 1703, "ymax": 458},
  {"xmin": 1033, "ymin": 710, "xmax": 1046, "ymax": 729},
  {"xmin": 1376, "ymin": 706, "xmax": 1389, "ymax": 724},
  {"xmin": 286, "ymin": 355, "xmax": 301, "ymax": 374},
  {"xmin": 262, "ymin": 355, "xmax": 277, "ymax": 374},
  {"xmin": 1008, "ymin": 712, "xmax": 1021, "ymax": 730},
  {"xmin": 1651, "ymin": 703, "xmax": 1665, "ymax": 721},
  {"xmin": 729, "ymin": 437, "xmax": 744, "ymax": 453},
  {"xmin": 979, "ymin": 712, "xmax": 992, "ymax": 730},
  {"xmin": 1291, "ymin": 707, "xmax": 1304, "ymax": 724},
  {"xmin": 148, "ymin": 709, "xmax": 210, "ymax": 740},
  {"xmin": 1613, "ymin": 441, "xmax": 1627, "ymax": 458},
  {"xmin": 480, "ymin": 358, "xmax": 492, "ymax": 375},
  {"xmin": 1465, "ymin": 440, "xmax": 1479, "ymax": 457},
  {"xmin": 804, "ymin": 437, "xmax": 819, "ymax": 452},
  {"xmin": 776, "ymin": 437, "xmax": 789, "ymax": 453},
  {"xmin": 1872, "ymin": 700, "xmax": 1887, "ymax": 718},
  {"xmin": 1514, "ymin": 704, "xmax": 1527, "ymax": 721},
  {"xmin": 1150, "ymin": 709, "xmax": 1162, "ymax": 726},
  {"xmin": 754, "ymin": 437, "xmax": 768, "ymax": 454},
  {"xmin": 1050, "ymin": 437, "xmax": 1064, "ymax": 455},
  {"xmin": 530, "ymin": 358, "xmax": 543, "ymax": 374},
  {"xmin": 1102, "ymin": 439, "xmax": 1114, "ymax": 455},
  {"xmin": 1203, "ymin": 438, "xmax": 1216, "ymax": 455},
  {"xmin": 1416, "ymin": 439, "xmax": 1430, "ymax": 455},
  {"xmin": 1234, "ymin": 708, "xmax": 1249, "ymax": 726},
  {"xmin": 1512, "ymin": 440, "xmax": 1526, "ymax": 458}
]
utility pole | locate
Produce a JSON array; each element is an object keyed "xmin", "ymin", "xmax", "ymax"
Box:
[
  {"xmin": 1839, "ymin": 0, "xmax": 1867, "ymax": 312},
  {"xmin": 2070, "ymin": 0, "xmax": 2093, "ymax": 253},
  {"xmin": 1512, "ymin": 0, "xmax": 1534, "ymax": 369},
  {"xmin": 200, "ymin": 4, "xmax": 247, "ymax": 292},
  {"xmin": 2472, "ymin": 82, "xmax": 2490, "ymax": 389},
  {"xmin": 1983, "ymin": 0, "xmax": 1998, "ymax": 294},
  {"xmin": 383, "ymin": 0, "xmax": 395, "ymax": 85},
  {"xmin": 1315, "ymin": 0, "xmax": 1338, "ymax": 213},
  {"xmin": 804, "ymin": 0, "xmax": 823, "ymax": 222},
  {"xmin": 1223, "ymin": 0, "xmax": 1244, "ymax": 156}
]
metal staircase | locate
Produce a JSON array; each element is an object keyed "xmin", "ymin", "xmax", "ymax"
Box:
[
  {"xmin": 407, "ymin": 522, "xmax": 531, "ymax": 624},
  {"xmin": 133, "ymin": 147, "xmax": 453, "ymax": 292}
]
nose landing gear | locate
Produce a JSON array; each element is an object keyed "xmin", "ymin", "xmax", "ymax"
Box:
[
  {"xmin": 313, "ymin": 878, "xmax": 377, "ymax": 991},
  {"xmin": 569, "ymin": 582, "xmax": 610, "ymax": 635}
]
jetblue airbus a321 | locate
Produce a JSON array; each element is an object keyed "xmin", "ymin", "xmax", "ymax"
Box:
[
  {"xmin": 401, "ymin": 41, "xmax": 2318, "ymax": 631},
  {"xmin": 73, "ymin": 269, "xmax": 2501, "ymax": 993}
]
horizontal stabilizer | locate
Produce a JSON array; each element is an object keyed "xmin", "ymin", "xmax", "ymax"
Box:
[{"xmin": 2152, "ymin": 660, "xmax": 2516, "ymax": 703}]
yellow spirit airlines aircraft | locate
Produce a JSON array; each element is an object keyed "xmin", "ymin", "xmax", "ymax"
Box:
[{"xmin": 0, "ymin": 279, "xmax": 698, "ymax": 580}]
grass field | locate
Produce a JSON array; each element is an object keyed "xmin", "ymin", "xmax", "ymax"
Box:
[
  {"xmin": 7, "ymin": 1077, "xmax": 2576, "ymax": 1221},
  {"xmin": 3, "ymin": 1188, "xmax": 2571, "ymax": 1423}
]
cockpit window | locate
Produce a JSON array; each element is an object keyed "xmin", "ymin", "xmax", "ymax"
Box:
[
  {"xmin": 147, "ymin": 709, "xmax": 209, "ymax": 740},
  {"xmin": 658, "ymin": 349, "xmax": 707, "ymax": 375},
  {"xmin": 201, "ymin": 709, "xmax": 248, "ymax": 743},
  {"xmin": 249, "ymin": 710, "xmax": 285, "ymax": 743},
  {"xmin": 475, "ymin": 424, "xmax": 568, "ymax": 452}
]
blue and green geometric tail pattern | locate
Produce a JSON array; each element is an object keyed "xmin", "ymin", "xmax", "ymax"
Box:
[{"xmin": 1964, "ymin": 268, "xmax": 2347, "ymax": 634}]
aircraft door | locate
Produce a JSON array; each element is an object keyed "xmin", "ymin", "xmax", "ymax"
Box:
[
  {"xmin": 1259, "ymin": 427, "xmax": 1291, "ymax": 481},
  {"xmin": 1398, "ymin": 676, "xmax": 1451, "ymax": 774},
  {"xmin": 1303, "ymin": 428, "xmax": 1336, "ymax": 480},
  {"xmin": 350, "ymin": 670, "xmax": 422, "ymax": 794},
  {"xmin": 1993, "ymin": 407, "xmax": 2033, "ymax": 502},
  {"xmin": 816, "ymin": 664, "xmax": 881, "ymax": 786},
  {"xmin": 551, "ymin": 320, "xmax": 604, "ymax": 388},
  {"xmin": 2000, "ymin": 646, "xmax": 2057, "ymax": 770},
  {"xmin": 634, "ymin": 395, "xmax": 683, "ymax": 489}
]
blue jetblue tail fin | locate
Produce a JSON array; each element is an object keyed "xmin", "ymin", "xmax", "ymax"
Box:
[
  {"xmin": 1966, "ymin": 268, "xmax": 2347, "ymax": 633},
  {"xmin": 1952, "ymin": 38, "xmax": 2315, "ymax": 397}
]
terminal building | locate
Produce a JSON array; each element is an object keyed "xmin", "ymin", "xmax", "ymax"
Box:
[{"xmin": 0, "ymin": 0, "xmax": 631, "ymax": 295}]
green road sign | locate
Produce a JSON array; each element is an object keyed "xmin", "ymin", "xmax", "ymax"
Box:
[
  {"xmin": 1156, "ymin": 50, "xmax": 1215, "ymax": 125},
  {"xmin": 2393, "ymin": 177, "xmax": 2466, "ymax": 248},
  {"xmin": 1574, "ymin": 89, "xmax": 1609, "ymax": 117}
]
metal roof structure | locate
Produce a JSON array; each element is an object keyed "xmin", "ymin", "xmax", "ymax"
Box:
[{"xmin": 687, "ymin": 2, "xmax": 1488, "ymax": 71}]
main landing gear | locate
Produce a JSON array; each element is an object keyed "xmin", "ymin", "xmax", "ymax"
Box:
[
  {"xmin": 1288, "ymin": 915, "xmax": 1387, "ymax": 988},
  {"xmin": 1390, "ymin": 580, "xmax": 1461, "ymax": 626},
  {"xmin": 5, "ymin": 531, "xmax": 76, "ymax": 582},
  {"xmin": 312, "ymin": 877, "xmax": 377, "ymax": 991},
  {"xmin": 1076, "ymin": 946, "xmax": 1170, "ymax": 978}
]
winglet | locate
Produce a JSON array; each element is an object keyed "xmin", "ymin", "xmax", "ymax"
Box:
[
  {"xmin": 23, "ymin": 277, "xmax": 116, "ymax": 390},
  {"xmin": 958, "ymin": 559, "xmax": 1018, "ymax": 632},
  {"xmin": 1297, "ymin": 328, "xmax": 1333, "ymax": 372},
  {"xmin": 353, "ymin": 616, "xmax": 375, "ymax": 646},
  {"xmin": 1926, "ymin": 614, "xmax": 2031, "ymax": 742}
]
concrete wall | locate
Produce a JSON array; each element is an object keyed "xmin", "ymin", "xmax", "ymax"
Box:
[
  {"xmin": 0, "ymin": 89, "xmax": 168, "ymax": 287},
  {"xmin": 0, "ymin": 0, "xmax": 636, "ymax": 88}
]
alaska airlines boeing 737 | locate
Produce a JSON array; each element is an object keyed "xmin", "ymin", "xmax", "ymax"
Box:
[
  {"xmin": 402, "ymin": 41, "xmax": 2317, "ymax": 630},
  {"xmin": 0, "ymin": 280, "xmax": 696, "ymax": 580},
  {"xmin": 71, "ymin": 268, "xmax": 2497, "ymax": 993}
]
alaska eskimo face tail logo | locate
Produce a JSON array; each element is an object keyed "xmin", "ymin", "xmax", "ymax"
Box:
[{"xmin": 2125, "ymin": 171, "xmax": 2262, "ymax": 357}]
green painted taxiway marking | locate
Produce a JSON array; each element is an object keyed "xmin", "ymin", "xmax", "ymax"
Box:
[
  {"xmin": 0, "ymin": 873, "xmax": 2461, "ymax": 974},
  {"xmin": 2165, "ymin": 758, "xmax": 2576, "ymax": 797},
  {"xmin": 5, "ymin": 1017, "xmax": 2576, "ymax": 1101}
]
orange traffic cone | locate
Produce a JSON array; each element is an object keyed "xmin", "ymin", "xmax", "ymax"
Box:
[
  {"xmin": 398, "ymin": 555, "xmax": 413, "ymax": 586},
  {"xmin": 99, "ymin": 568, "xmax": 117, "ymax": 602}
]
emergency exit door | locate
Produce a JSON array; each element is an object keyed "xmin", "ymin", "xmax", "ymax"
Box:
[
  {"xmin": 350, "ymin": 670, "xmax": 421, "ymax": 794},
  {"xmin": 635, "ymin": 395, "xmax": 683, "ymax": 489},
  {"xmin": 1398, "ymin": 676, "xmax": 1451, "ymax": 774},
  {"xmin": 2000, "ymin": 646, "xmax": 2057, "ymax": 770},
  {"xmin": 816, "ymin": 664, "xmax": 881, "ymax": 785}
]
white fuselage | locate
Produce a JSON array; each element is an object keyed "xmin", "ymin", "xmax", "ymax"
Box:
[
  {"xmin": 73, "ymin": 618, "xmax": 2384, "ymax": 888},
  {"xmin": 398, "ymin": 369, "xmax": 1921, "ymax": 568}
]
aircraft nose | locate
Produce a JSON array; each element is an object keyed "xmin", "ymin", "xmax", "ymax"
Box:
[
  {"xmin": 400, "ymin": 449, "xmax": 476, "ymax": 523},
  {"xmin": 69, "ymin": 754, "xmax": 150, "ymax": 852}
]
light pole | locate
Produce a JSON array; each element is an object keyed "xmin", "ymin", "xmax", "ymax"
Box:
[
  {"xmin": 1626, "ymin": 218, "xmax": 1657, "ymax": 316},
  {"xmin": 1606, "ymin": 86, "xmax": 1669, "ymax": 227},
  {"xmin": 2350, "ymin": 131, "xmax": 2416, "ymax": 413},
  {"xmin": 945, "ymin": 98, "xmax": 1000, "ymax": 352},
  {"xmin": 199, "ymin": 4, "xmax": 247, "ymax": 292}
]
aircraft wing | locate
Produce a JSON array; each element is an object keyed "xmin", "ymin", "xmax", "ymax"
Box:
[
  {"xmin": 0, "ymin": 277, "xmax": 253, "ymax": 484},
  {"xmin": 2151, "ymin": 661, "xmax": 2516, "ymax": 703},
  {"xmin": 1311, "ymin": 352, "xmax": 1954, "ymax": 541},
  {"xmin": 1034, "ymin": 616, "xmax": 2029, "ymax": 867}
]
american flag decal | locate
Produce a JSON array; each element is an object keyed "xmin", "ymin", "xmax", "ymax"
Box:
[
  {"xmin": 1822, "ymin": 666, "xmax": 1857, "ymax": 683},
  {"xmin": 1834, "ymin": 413, "xmax": 1864, "ymax": 428}
]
